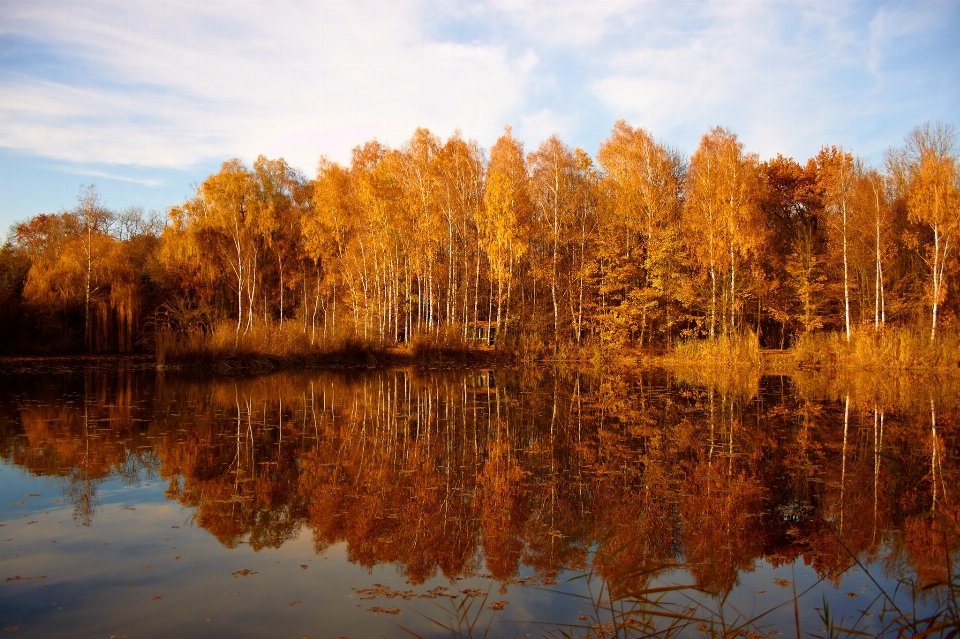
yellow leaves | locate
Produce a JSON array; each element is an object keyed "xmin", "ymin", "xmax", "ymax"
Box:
[
  {"xmin": 483, "ymin": 127, "xmax": 531, "ymax": 281},
  {"xmin": 597, "ymin": 120, "xmax": 679, "ymax": 238}
]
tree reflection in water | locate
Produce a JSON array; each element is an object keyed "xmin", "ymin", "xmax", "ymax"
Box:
[{"xmin": 1, "ymin": 364, "xmax": 957, "ymax": 635}]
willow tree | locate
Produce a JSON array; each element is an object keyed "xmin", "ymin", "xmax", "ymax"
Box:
[
  {"xmin": 892, "ymin": 122, "xmax": 960, "ymax": 341},
  {"xmin": 482, "ymin": 127, "xmax": 531, "ymax": 337},
  {"xmin": 686, "ymin": 127, "xmax": 762, "ymax": 338},
  {"xmin": 18, "ymin": 192, "xmax": 142, "ymax": 351}
]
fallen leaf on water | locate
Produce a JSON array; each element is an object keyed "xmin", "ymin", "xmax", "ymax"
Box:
[
  {"xmin": 26, "ymin": 521, "xmax": 38, "ymax": 525},
  {"xmin": 300, "ymin": 565, "xmax": 308, "ymax": 570},
  {"xmin": 488, "ymin": 601, "xmax": 508, "ymax": 611},
  {"xmin": 3, "ymin": 626, "xmax": 19, "ymax": 632},
  {"xmin": 28, "ymin": 494, "xmax": 40, "ymax": 497},
  {"xmin": 773, "ymin": 578, "xmax": 792, "ymax": 587},
  {"xmin": 175, "ymin": 556, "xmax": 181, "ymax": 560},
  {"xmin": 141, "ymin": 566, "xmax": 150, "ymax": 570},
  {"xmin": 846, "ymin": 592, "xmax": 858, "ymax": 598},
  {"xmin": 232, "ymin": 569, "xmax": 256, "ymax": 577},
  {"xmin": 367, "ymin": 606, "xmax": 400, "ymax": 615},
  {"xmin": 152, "ymin": 596, "xmax": 162, "ymax": 600},
  {"xmin": 171, "ymin": 526, "xmax": 179, "ymax": 529},
  {"xmin": 289, "ymin": 600, "xmax": 302, "ymax": 606}
]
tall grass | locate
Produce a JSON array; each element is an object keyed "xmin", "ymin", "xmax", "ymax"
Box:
[
  {"xmin": 156, "ymin": 321, "xmax": 503, "ymax": 371},
  {"xmin": 659, "ymin": 331, "xmax": 761, "ymax": 368},
  {"xmin": 792, "ymin": 326, "xmax": 960, "ymax": 371},
  {"xmin": 535, "ymin": 516, "xmax": 960, "ymax": 639},
  {"xmin": 156, "ymin": 322, "xmax": 384, "ymax": 370}
]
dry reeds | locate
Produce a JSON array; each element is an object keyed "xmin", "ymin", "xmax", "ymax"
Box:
[
  {"xmin": 156, "ymin": 321, "xmax": 504, "ymax": 371},
  {"xmin": 665, "ymin": 331, "xmax": 761, "ymax": 366}
]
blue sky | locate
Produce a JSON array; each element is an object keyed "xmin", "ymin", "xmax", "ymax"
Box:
[{"xmin": 1, "ymin": 0, "xmax": 957, "ymax": 233}]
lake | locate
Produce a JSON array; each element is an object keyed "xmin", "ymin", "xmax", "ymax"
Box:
[{"xmin": 1, "ymin": 360, "xmax": 957, "ymax": 638}]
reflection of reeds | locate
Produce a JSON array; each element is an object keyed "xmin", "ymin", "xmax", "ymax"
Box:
[
  {"xmin": 792, "ymin": 327, "xmax": 960, "ymax": 372},
  {"xmin": 790, "ymin": 367, "xmax": 960, "ymax": 413}
]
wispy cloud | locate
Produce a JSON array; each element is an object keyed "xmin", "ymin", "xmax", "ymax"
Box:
[
  {"xmin": 0, "ymin": 0, "xmax": 955, "ymax": 184},
  {"xmin": 59, "ymin": 167, "xmax": 163, "ymax": 188},
  {"xmin": 586, "ymin": 0, "xmax": 959, "ymax": 161},
  {"xmin": 0, "ymin": 0, "xmax": 535, "ymax": 173}
]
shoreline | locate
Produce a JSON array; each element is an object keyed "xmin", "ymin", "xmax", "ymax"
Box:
[{"xmin": 2, "ymin": 344, "xmax": 958, "ymax": 376}]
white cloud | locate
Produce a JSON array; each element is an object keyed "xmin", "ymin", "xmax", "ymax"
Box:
[
  {"xmin": 0, "ymin": 0, "xmax": 955, "ymax": 186},
  {"xmin": 0, "ymin": 0, "xmax": 535, "ymax": 175},
  {"xmin": 518, "ymin": 108, "xmax": 573, "ymax": 148},
  {"xmin": 62, "ymin": 168, "xmax": 164, "ymax": 188},
  {"xmin": 588, "ymin": 0, "xmax": 959, "ymax": 162},
  {"xmin": 486, "ymin": 0, "xmax": 641, "ymax": 46}
]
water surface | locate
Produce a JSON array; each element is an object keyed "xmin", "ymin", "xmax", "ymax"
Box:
[{"xmin": 1, "ymin": 362, "xmax": 957, "ymax": 637}]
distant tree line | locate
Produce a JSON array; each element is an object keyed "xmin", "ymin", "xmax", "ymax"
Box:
[{"xmin": 1, "ymin": 121, "xmax": 957, "ymax": 354}]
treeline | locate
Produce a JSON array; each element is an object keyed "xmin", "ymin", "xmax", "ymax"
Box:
[{"xmin": 1, "ymin": 120, "xmax": 957, "ymax": 354}]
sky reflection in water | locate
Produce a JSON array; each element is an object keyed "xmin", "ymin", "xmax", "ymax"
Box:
[{"xmin": 1, "ymin": 363, "xmax": 957, "ymax": 638}]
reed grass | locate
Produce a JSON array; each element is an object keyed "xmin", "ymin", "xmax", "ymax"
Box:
[
  {"xmin": 532, "ymin": 518, "xmax": 960, "ymax": 639},
  {"xmin": 155, "ymin": 322, "xmax": 504, "ymax": 371},
  {"xmin": 652, "ymin": 332, "xmax": 761, "ymax": 373}
]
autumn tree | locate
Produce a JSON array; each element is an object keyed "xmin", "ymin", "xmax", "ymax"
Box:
[
  {"xmin": 853, "ymin": 169, "xmax": 896, "ymax": 331},
  {"xmin": 253, "ymin": 155, "xmax": 309, "ymax": 329},
  {"xmin": 758, "ymin": 156, "xmax": 824, "ymax": 340},
  {"xmin": 483, "ymin": 127, "xmax": 531, "ymax": 337},
  {"xmin": 814, "ymin": 147, "xmax": 859, "ymax": 341},
  {"xmin": 173, "ymin": 160, "xmax": 264, "ymax": 340},
  {"xmin": 528, "ymin": 135, "xmax": 597, "ymax": 345},
  {"xmin": 685, "ymin": 127, "xmax": 763, "ymax": 338},
  {"xmin": 14, "ymin": 188, "xmax": 151, "ymax": 351},
  {"xmin": 437, "ymin": 133, "xmax": 486, "ymax": 336},
  {"xmin": 890, "ymin": 122, "xmax": 960, "ymax": 341},
  {"xmin": 596, "ymin": 121, "xmax": 685, "ymax": 345},
  {"xmin": 304, "ymin": 158, "xmax": 356, "ymax": 342}
]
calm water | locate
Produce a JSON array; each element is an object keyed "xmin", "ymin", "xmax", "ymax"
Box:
[{"xmin": 1, "ymin": 361, "xmax": 957, "ymax": 638}]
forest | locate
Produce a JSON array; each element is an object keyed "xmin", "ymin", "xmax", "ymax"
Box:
[{"xmin": 0, "ymin": 120, "xmax": 957, "ymax": 361}]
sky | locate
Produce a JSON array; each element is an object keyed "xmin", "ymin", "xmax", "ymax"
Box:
[{"xmin": 1, "ymin": 0, "xmax": 958, "ymax": 233}]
